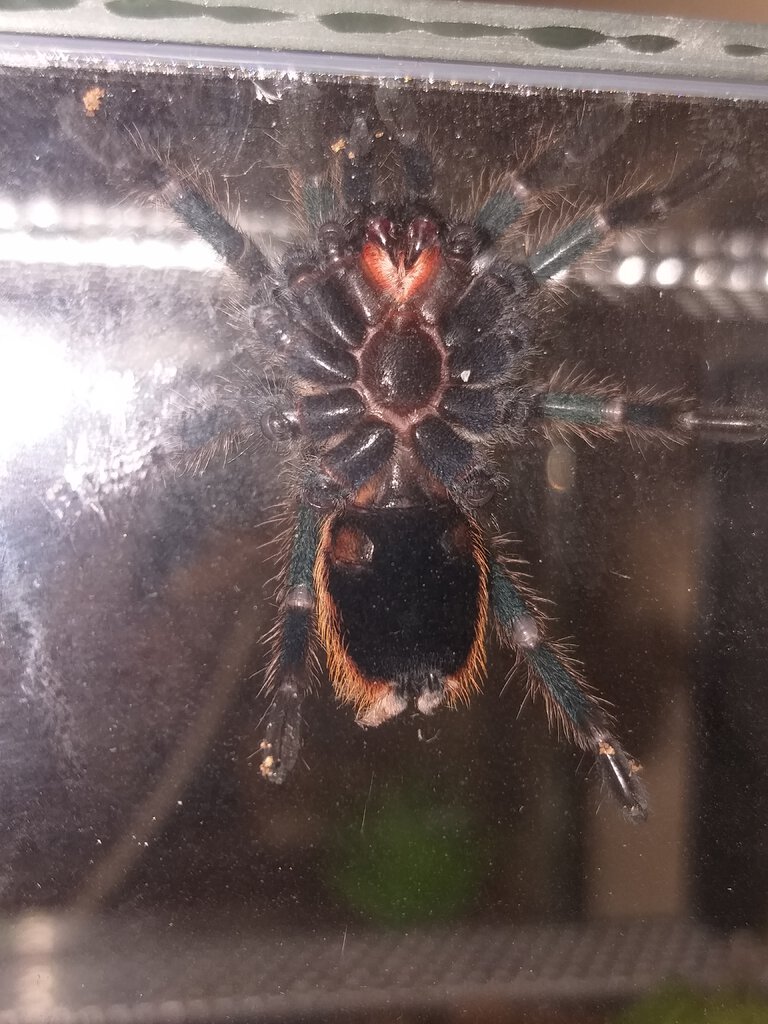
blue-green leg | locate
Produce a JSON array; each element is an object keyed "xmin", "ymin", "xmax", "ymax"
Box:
[
  {"xmin": 473, "ymin": 100, "xmax": 632, "ymax": 250},
  {"xmin": 260, "ymin": 504, "xmax": 320, "ymax": 784},
  {"xmin": 59, "ymin": 91, "xmax": 271, "ymax": 286},
  {"xmin": 535, "ymin": 389, "xmax": 684, "ymax": 438},
  {"xmin": 534, "ymin": 389, "xmax": 768, "ymax": 443},
  {"xmin": 528, "ymin": 159, "xmax": 722, "ymax": 282},
  {"xmin": 490, "ymin": 560, "xmax": 647, "ymax": 821}
]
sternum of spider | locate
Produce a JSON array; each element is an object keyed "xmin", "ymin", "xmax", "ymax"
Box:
[
  {"xmin": 290, "ymin": 231, "xmax": 494, "ymax": 504},
  {"xmin": 354, "ymin": 309, "xmax": 449, "ymax": 435}
]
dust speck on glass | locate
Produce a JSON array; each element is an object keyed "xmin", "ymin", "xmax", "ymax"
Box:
[{"xmin": 1, "ymin": 54, "xmax": 768, "ymax": 1023}]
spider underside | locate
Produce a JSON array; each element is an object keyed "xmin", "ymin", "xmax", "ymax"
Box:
[{"xmin": 61, "ymin": 81, "xmax": 768, "ymax": 823}]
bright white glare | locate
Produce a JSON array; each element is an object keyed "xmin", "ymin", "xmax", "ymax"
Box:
[
  {"xmin": 76, "ymin": 201, "xmax": 104, "ymax": 230},
  {"xmin": 0, "ymin": 324, "xmax": 79, "ymax": 461},
  {"xmin": 17, "ymin": 964, "xmax": 56, "ymax": 1013},
  {"xmin": 728, "ymin": 232, "xmax": 753, "ymax": 260},
  {"xmin": 729, "ymin": 266, "xmax": 752, "ymax": 292},
  {"xmin": 14, "ymin": 918, "xmax": 59, "ymax": 1013},
  {"xmin": 0, "ymin": 198, "xmax": 18, "ymax": 230},
  {"xmin": 15, "ymin": 915, "xmax": 56, "ymax": 956},
  {"xmin": 0, "ymin": 231, "xmax": 219, "ymax": 271},
  {"xmin": 0, "ymin": 319, "xmax": 137, "ymax": 467},
  {"xmin": 616, "ymin": 256, "xmax": 646, "ymax": 287},
  {"xmin": 655, "ymin": 258, "xmax": 684, "ymax": 288},
  {"xmin": 66, "ymin": 432, "xmax": 92, "ymax": 489},
  {"xmin": 90, "ymin": 368, "xmax": 137, "ymax": 426},
  {"xmin": 27, "ymin": 198, "xmax": 58, "ymax": 230},
  {"xmin": 693, "ymin": 261, "xmax": 721, "ymax": 290}
]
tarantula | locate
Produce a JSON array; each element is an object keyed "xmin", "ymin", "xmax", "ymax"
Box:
[{"xmin": 61, "ymin": 79, "xmax": 767, "ymax": 822}]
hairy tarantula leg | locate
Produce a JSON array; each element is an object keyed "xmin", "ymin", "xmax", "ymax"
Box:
[
  {"xmin": 300, "ymin": 179, "xmax": 340, "ymax": 230},
  {"xmin": 278, "ymin": 83, "xmax": 342, "ymax": 229},
  {"xmin": 375, "ymin": 89, "xmax": 433, "ymax": 202},
  {"xmin": 528, "ymin": 159, "xmax": 723, "ymax": 282},
  {"xmin": 59, "ymin": 92, "xmax": 271, "ymax": 286},
  {"xmin": 490, "ymin": 560, "xmax": 648, "ymax": 821},
  {"xmin": 523, "ymin": 99, "xmax": 634, "ymax": 193},
  {"xmin": 473, "ymin": 101, "xmax": 635, "ymax": 249},
  {"xmin": 413, "ymin": 416, "xmax": 497, "ymax": 507},
  {"xmin": 533, "ymin": 389, "xmax": 689, "ymax": 438},
  {"xmin": 337, "ymin": 112, "xmax": 378, "ymax": 214},
  {"xmin": 533, "ymin": 390, "xmax": 768, "ymax": 443},
  {"xmin": 260, "ymin": 505, "xmax": 319, "ymax": 784},
  {"xmin": 678, "ymin": 408, "xmax": 768, "ymax": 443}
]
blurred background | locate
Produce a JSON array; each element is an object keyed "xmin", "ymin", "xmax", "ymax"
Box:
[
  {"xmin": 523, "ymin": 1, "xmax": 768, "ymax": 24},
  {"xmin": 0, "ymin": 62, "xmax": 768, "ymax": 1023}
]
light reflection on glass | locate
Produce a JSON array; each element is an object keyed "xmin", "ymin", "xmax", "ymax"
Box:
[{"xmin": 15, "ymin": 915, "xmax": 58, "ymax": 1016}]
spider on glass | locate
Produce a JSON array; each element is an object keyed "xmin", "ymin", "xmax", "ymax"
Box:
[{"xmin": 61, "ymin": 79, "xmax": 767, "ymax": 822}]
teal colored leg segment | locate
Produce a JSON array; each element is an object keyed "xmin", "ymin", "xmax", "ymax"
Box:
[
  {"xmin": 534, "ymin": 391, "xmax": 683, "ymax": 434},
  {"xmin": 491, "ymin": 563, "xmax": 597, "ymax": 732},
  {"xmin": 476, "ymin": 189, "xmax": 525, "ymax": 243},
  {"xmin": 490, "ymin": 559, "xmax": 648, "ymax": 821},
  {"xmin": 536, "ymin": 392, "xmax": 607, "ymax": 427},
  {"xmin": 536, "ymin": 394, "xmax": 768, "ymax": 441},
  {"xmin": 301, "ymin": 181, "xmax": 338, "ymax": 229},
  {"xmin": 528, "ymin": 217, "xmax": 601, "ymax": 281},
  {"xmin": 287, "ymin": 503, "xmax": 320, "ymax": 591},
  {"xmin": 261, "ymin": 503, "xmax": 320, "ymax": 785},
  {"xmin": 528, "ymin": 161, "xmax": 723, "ymax": 284}
]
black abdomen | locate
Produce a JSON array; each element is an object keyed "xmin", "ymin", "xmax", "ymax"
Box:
[{"xmin": 325, "ymin": 504, "xmax": 482, "ymax": 687}]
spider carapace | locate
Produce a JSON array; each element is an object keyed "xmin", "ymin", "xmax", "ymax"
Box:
[{"xmin": 63, "ymin": 81, "xmax": 768, "ymax": 823}]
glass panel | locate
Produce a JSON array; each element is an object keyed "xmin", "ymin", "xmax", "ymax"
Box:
[{"xmin": 1, "ymin": 54, "xmax": 767, "ymax": 1022}]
